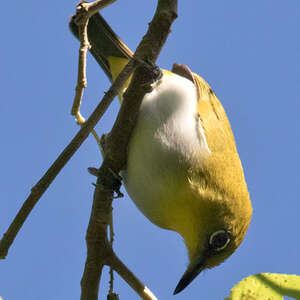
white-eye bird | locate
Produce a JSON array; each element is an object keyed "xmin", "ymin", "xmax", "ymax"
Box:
[{"xmin": 70, "ymin": 14, "xmax": 252, "ymax": 294}]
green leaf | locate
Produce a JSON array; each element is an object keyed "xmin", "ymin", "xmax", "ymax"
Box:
[{"xmin": 225, "ymin": 273, "xmax": 300, "ymax": 300}]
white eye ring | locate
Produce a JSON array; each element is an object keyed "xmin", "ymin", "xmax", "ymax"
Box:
[{"xmin": 209, "ymin": 230, "xmax": 231, "ymax": 251}]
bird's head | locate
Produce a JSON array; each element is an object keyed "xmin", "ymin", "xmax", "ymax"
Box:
[{"xmin": 173, "ymin": 152, "xmax": 252, "ymax": 294}]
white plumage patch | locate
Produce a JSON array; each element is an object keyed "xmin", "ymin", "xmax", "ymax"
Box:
[
  {"xmin": 122, "ymin": 72, "xmax": 210, "ymax": 228},
  {"xmin": 141, "ymin": 72, "xmax": 210, "ymax": 162}
]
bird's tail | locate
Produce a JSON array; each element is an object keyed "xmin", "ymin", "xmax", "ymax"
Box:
[{"xmin": 69, "ymin": 13, "xmax": 133, "ymax": 82}]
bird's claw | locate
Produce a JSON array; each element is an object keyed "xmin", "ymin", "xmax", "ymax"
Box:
[
  {"xmin": 88, "ymin": 167, "xmax": 99, "ymax": 176},
  {"xmin": 89, "ymin": 167, "xmax": 123, "ymax": 198},
  {"xmin": 108, "ymin": 168, "xmax": 123, "ymax": 198},
  {"xmin": 133, "ymin": 57, "xmax": 162, "ymax": 83}
]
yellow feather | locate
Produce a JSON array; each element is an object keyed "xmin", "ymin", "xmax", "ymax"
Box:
[{"xmin": 107, "ymin": 56, "xmax": 132, "ymax": 101}]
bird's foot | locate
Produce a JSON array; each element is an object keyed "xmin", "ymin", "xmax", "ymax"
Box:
[{"xmin": 88, "ymin": 167, "xmax": 123, "ymax": 199}]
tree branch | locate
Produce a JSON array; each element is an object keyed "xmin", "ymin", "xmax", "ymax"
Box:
[
  {"xmin": 78, "ymin": 0, "xmax": 178, "ymax": 299},
  {"xmin": 0, "ymin": 48, "xmax": 136, "ymax": 260}
]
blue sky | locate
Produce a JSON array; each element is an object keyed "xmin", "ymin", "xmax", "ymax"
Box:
[{"xmin": 1, "ymin": 1, "xmax": 300, "ymax": 299}]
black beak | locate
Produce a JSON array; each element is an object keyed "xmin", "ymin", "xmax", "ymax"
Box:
[{"xmin": 173, "ymin": 265, "xmax": 202, "ymax": 295}]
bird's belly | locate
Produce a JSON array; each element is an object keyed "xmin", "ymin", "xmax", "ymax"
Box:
[{"xmin": 121, "ymin": 73, "xmax": 210, "ymax": 230}]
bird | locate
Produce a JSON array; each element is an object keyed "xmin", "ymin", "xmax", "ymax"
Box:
[{"xmin": 70, "ymin": 13, "xmax": 252, "ymax": 295}]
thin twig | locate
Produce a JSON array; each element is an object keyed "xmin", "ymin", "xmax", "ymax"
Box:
[
  {"xmin": 108, "ymin": 254, "xmax": 158, "ymax": 300},
  {"xmin": 71, "ymin": 1, "xmax": 117, "ymax": 149},
  {"xmin": 72, "ymin": 11, "xmax": 102, "ymax": 150},
  {"xmin": 71, "ymin": 0, "xmax": 117, "ymax": 123},
  {"xmin": 74, "ymin": 0, "xmax": 117, "ymax": 25},
  {"xmin": 0, "ymin": 58, "xmax": 136, "ymax": 260},
  {"xmin": 71, "ymin": 11, "xmax": 90, "ymax": 123}
]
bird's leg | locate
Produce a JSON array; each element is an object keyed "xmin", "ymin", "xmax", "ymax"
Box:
[
  {"xmin": 89, "ymin": 167, "xmax": 123, "ymax": 199},
  {"xmin": 132, "ymin": 58, "xmax": 162, "ymax": 86},
  {"xmin": 143, "ymin": 60, "xmax": 163, "ymax": 83}
]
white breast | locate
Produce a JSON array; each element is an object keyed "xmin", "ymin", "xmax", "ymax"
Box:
[{"xmin": 122, "ymin": 72, "xmax": 210, "ymax": 228}]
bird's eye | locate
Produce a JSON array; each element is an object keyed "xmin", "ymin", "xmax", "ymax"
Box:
[{"xmin": 209, "ymin": 230, "xmax": 231, "ymax": 251}]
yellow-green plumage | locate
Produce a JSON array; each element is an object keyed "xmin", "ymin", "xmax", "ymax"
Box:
[
  {"xmin": 70, "ymin": 13, "xmax": 252, "ymax": 294},
  {"xmin": 192, "ymin": 74, "xmax": 252, "ymax": 264}
]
